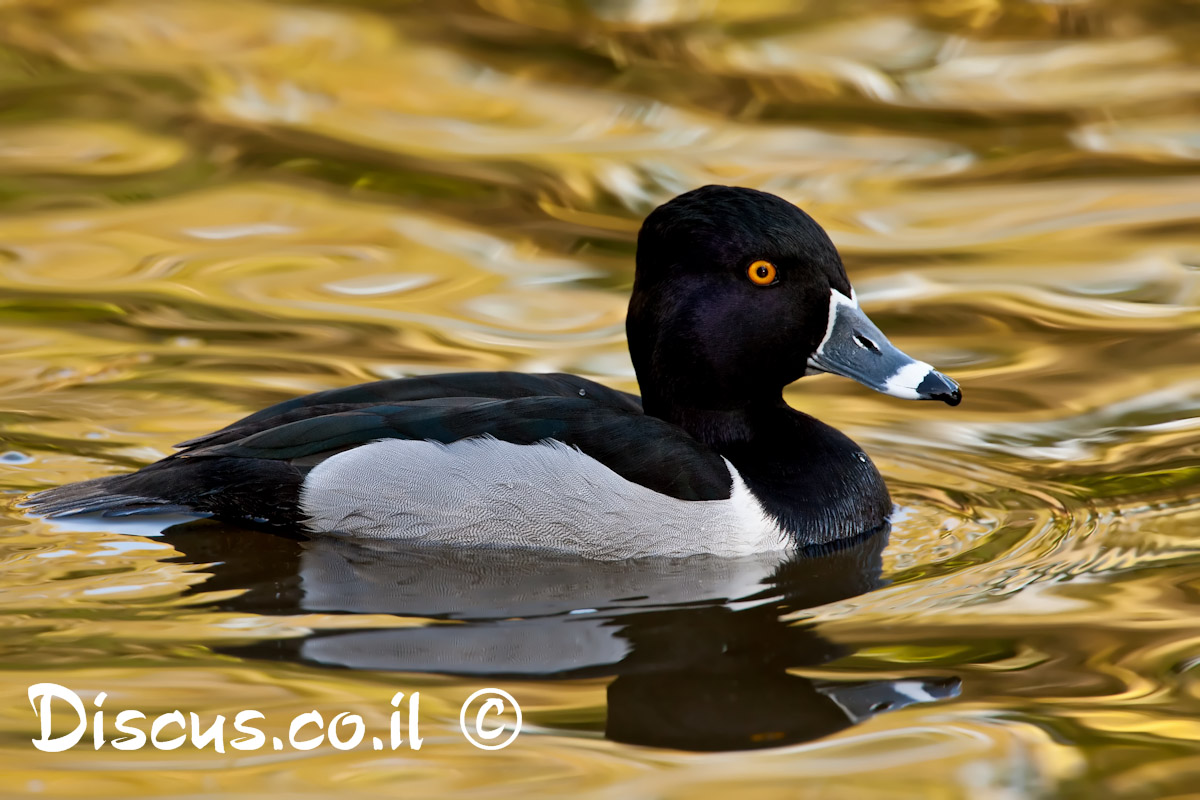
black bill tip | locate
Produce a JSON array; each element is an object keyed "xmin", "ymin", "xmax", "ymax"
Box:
[{"xmin": 917, "ymin": 371, "xmax": 962, "ymax": 407}]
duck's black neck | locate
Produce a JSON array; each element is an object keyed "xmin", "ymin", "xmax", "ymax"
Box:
[
  {"xmin": 643, "ymin": 386, "xmax": 893, "ymax": 547},
  {"xmin": 640, "ymin": 394, "xmax": 784, "ymax": 448}
]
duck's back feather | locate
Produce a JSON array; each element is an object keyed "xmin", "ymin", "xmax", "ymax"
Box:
[
  {"xmin": 177, "ymin": 372, "xmax": 642, "ymax": 449},
  {"xmin": 26, "ymin": 378, "xmax": 733, "ymax": 535}
]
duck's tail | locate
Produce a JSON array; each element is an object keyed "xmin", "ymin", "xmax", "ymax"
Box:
[
  {"xmin": 22, "ymin": 474, "xmax": 195, "ymax": 518},
  {"xmin": 23, "ymin": 456, "xmax": 307, "ymax": 528}
]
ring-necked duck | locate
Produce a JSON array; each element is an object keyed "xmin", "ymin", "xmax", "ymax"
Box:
[{"xmin": 26, "ymin": 185, "xmax": 960, "ymax": 559}]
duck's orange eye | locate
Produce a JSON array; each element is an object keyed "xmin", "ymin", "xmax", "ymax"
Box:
[{"xmin": 748, "ymin": 260, "xmax": 777, "ymax": 286}]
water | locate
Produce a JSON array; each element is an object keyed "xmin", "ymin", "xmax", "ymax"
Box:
[{"xmin": 2, "ymin": 0, "xmax": 1200, "ymax": 796}]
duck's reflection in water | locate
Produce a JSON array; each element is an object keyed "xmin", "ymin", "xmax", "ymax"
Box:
[{"xmin": 162, "ymin": 523, "xmax": 958, "ymax": 751}]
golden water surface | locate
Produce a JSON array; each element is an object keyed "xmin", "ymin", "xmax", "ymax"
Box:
[{"xmin": 3, "ymin": 0, "xmax": 1200, "ymax": 797}]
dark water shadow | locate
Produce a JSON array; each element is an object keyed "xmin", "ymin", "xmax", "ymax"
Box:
[{"xmin": 161, "ymin": 521, "xmax": 958, "ymax": 751}]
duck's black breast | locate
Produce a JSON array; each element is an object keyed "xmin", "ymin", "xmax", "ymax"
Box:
[{"xmin": 716, "ymin": 407, "xmax": 892, "ymax": 546}]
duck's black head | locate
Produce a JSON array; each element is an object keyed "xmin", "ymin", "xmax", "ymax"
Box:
[{"xmin": 628, "ymin": 185, "xmax": 960, "ymax": 431}]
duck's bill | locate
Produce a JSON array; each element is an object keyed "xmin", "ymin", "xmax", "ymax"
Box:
[{"xmin": 806, "ymin": 291, "xmax": 961, "ymax": 406}]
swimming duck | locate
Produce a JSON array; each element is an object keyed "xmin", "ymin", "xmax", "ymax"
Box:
[{"xmin": 27, "ymin": 185, "xmax": 960, "ymax": 560}]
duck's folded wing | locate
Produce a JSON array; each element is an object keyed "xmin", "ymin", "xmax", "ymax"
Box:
[
  {"xmin": 28, "ymin": 396, "xmax": 730, "ymax": 527},
  {"xmin": 192, "ymin": 396, "xmax": 731, "ymax": 502},
  {"xmin": 177, "ymin": 372, "xmax": 642, "ymax": 449}
]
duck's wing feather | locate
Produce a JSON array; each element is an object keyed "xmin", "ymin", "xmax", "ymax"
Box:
[
  {"xmin": 27, "ymin": 395, "xmax": 730, "ymax": 529},
  {"xmin": 177, "ymin": 372, "xmax": 642, "ymax": 449},
  {"xmin": 192, "ymin": 396, "xmax": 730, "ymax": 502}
]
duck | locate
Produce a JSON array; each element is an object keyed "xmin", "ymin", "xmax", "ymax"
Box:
[{"xmin": 26, "ymin": 185, "xmax": 961, "ymax": 560}]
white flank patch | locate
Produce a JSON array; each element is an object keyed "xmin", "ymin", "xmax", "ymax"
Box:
[
  {"xmin": 300, "ymin": 437, "xmax": 789, "ymax": 561},
  {"xmin": 883, "ymin": 360, "xmax": 935, "ymax": 400}
]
